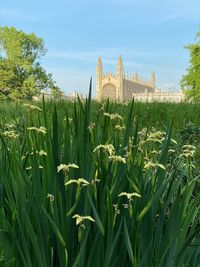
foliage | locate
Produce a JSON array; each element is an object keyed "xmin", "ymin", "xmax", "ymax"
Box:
[
  {"xmin": 0, "ymin": 26, "xmax": 60, "ymax": 100},
  {"xmin": 51, "ymin": 85, "xmax": 64, "ymax": 100},
  {"xmin": 181, "ymin": 30, "xmax": 200, "ymax": 102},
  {"xmin": 0, "ymin": 95, "xmax": 199, "ymax": 266},
  {"xmin": 179, "ymin": 122, "xmax": 200, "ymax": 145},
  {"xmin": 178, "ymin": 122, "xmax": 200, "ymax": 178}
]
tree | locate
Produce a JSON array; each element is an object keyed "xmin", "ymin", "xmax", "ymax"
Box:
[
  {"xmin": 51, "ymin": 85, "xmax": 64, "ymax": 99},
  {"xmin": 0, "ymin": 26, "xmax": 61, "ymax": 100},
  {"xmin": 181, "ymin": 30, "xmax": 200, "ymax": 101}
]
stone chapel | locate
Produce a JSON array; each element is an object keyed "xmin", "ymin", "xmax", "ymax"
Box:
[{"xmin": 96, "ymin": 56, "xmax": 156, "ymax": 101}]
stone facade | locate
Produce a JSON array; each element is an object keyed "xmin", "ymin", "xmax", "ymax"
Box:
[
  {"xmin": 132, "ymin": 92, "xmax": 184, "ymax": 103},
  {"xmin": 96, "ymin": 56, "xmax": 155, "ymax": 101},
  {"xmin": 96, "ymin": 56, "xmax": 185, "ymax": 102}
]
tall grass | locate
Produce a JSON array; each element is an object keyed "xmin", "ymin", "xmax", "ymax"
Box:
[{"xmin": 0, "ymin": 89, "xmax": 199, "ymax": 266}]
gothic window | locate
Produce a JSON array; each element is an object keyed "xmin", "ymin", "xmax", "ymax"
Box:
[{"xmin": 102, "ymin": 83, "xmax": 116, "ymax": 100}]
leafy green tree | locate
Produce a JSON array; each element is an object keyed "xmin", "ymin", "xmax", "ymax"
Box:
[
  {"xmin": 0, "ymin": 26, "xmax": 61, "ymax": 100},
  {"xmin": 181, "ymin": 30, "xmax": 200, "ymax": 101},
  {"xmin": 51, "ymin": 85, "xmax": 64, "ymax": 100}
]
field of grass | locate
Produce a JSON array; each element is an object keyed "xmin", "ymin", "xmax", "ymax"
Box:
[{"xmin": 0, "ymin": 89, "xmax": 199, "ymax": 266}]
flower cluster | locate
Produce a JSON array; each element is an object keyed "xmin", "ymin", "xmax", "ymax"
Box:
[
  {"xmin": 180, "ymin": 144, "xmax": 196, "ymax": 159},
  {"xmin": 2, "ymin": 130, "xmax": 19, "ymax": 139},
  {"xmin": 146, "ymin": 131, "xmax": 166, "ymax": 144}
]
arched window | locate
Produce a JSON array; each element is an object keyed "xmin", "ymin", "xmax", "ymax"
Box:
[{"xmin": 102, "ymin": 83, "xmax": 116, "ymax": 100}]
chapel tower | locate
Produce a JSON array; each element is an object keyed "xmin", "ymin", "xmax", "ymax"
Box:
[
  {"xmin": 96, "ymin": 56, "xmax": 103, "ymax": 100},
  {"xmin": 150, "ymin": 71, "xmax": 156, "ymax": 89},
  {"xmin": 117, "ymin": 55, "xmax": 123, "ymax": 101}
]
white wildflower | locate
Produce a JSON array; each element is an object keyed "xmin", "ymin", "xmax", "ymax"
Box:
[
  {"xmin": 180, "ymin": 151, "xmax": 195, "ymax": 159},
  {"xmin": 115, "ymin": 125, "xmax": 126, "ymax": 131},
  {"xmin": 171, "ymin": 139, "xmax": 177, "ymax": 145},
  {"xmin": 5, "ymin": 124, "xmax": 15, "ymax": 129},
  {"xmin": 149, "ymin": 150, "xmax": 159, "ymax": 156},
  {"xmin": 39, "ymin": 150, "xmax": 47, "ymax": 156},
  {"xmin": 147, "ymin": 131, "xmax": 166, "ymax": 143},
  {"xmin": 104, "ymin": 112, "xmax": 123, "ymax": 120},
  {"xmin": 87, "ymin": 123, "xmax": 96, "ymax": 131},
  {"xmin": 182, "ymin": 144, "xmax": 196, "ymax": 150},
  {"xmin": 23, "ymin": 103, "xmax": 42, "ymax": 112},
  {"xmin": 64, "ymin": 117, "xmax": 73, "ymax": 122},
  {"xmin": 93, "ymin": 144, "xmax": 115, "ymax": 156},
  {"xmin": 113, "ymin": 204, "xmax": 120, "ymax": 214},
  {"xmin": 118, "ymin": 192, "xmax": 141, "ymax": 200},
  {"xmin": 27, "ymin": 126, "xmax": 47, "ymax": 135},
  {"xmin": 57, "ymin": 163, "xmax": 79, "ymax": 173},
  {"xmin": 2, "ymin": 130, "xmax": 19, "ymax": 139},
  {"xmin": 47, "ymin": 193, "xmax": 54, "ymax": 202},
  {"xmin": 26, "ymin": 166, "xmax": 32, "ymax": 170},
  {"xmin": 144, "ymin": 161, "xmax": 166, "ymax": 170},
  {"xmin": 65, "ymin": 178, "xmax": 89, "ymax": 186},
  {"xmin": 109, "ymin": 155, "xmax": 126, "ymax": 164},
  {"xmin": 72, "ymin": 214, "xmax": 95, "ymax": 225}
]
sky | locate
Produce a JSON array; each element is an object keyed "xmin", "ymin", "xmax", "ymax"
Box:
[{"xmin": 1, "ymin": 0, "xmax": 200, "ymax": 96}]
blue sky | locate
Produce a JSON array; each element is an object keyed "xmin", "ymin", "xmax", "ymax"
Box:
[{"xmin": 1, "ymin": 0, "xmax": 200, "ymax": 95}]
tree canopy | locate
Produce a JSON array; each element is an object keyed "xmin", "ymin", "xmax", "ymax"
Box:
[
  {"xmin": 181, "ymin": 30, "xmax": 200, "ymax": 102},
  {"xmin": 0, "ymin": 26, "xmax": 62, "ymax": 100}
]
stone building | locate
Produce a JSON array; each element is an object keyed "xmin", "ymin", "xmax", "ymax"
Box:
[{"xmin": 96, "ymin": 56, "xmax": 156, "ymax": 101}]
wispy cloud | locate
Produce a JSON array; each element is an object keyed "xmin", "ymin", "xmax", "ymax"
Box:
[
  {"xmin": 46, "ymin": 47, "xmax": 185, "ymax": 72},
  {"xmin": 46, "ymin": 47, "xmax": 156, "ymax": 69}
]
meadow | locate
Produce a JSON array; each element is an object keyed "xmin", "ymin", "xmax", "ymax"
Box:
[{"xmin": 0, "ymin": 88, "xmax": 199, "ymax": 266}]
